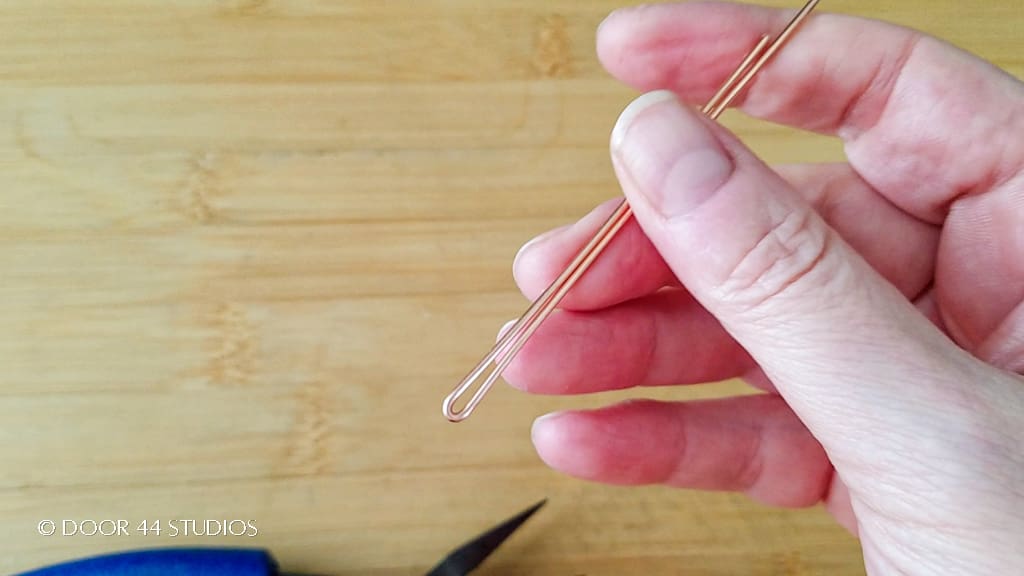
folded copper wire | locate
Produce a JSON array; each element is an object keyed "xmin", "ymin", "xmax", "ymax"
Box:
[{"xmin": 443, "ymin": 0, "xmax": 822, "ymax": 422}]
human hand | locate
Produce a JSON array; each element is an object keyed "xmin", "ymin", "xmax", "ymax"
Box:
[{"xmin": 503, "ymin": 3, "xmax": 1024, "ymax": 573}]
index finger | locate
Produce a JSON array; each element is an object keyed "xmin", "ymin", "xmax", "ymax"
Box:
[{"xmin": 596, "ymin": 1, "xmax": 1024, "ymax": 223}]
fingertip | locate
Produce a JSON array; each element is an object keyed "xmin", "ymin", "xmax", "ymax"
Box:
[
  {"xmin": 530, "ymin": 410, "xmax": 566, "ymax": 448},
  {"xmin": 530, "ymin": 411, "xmax": 565, "ymax": 467},
  {"xmin": 595, "ymin": 6, "xmax": 628, "ymax": 71},
  {"xmin": 511, "ymin": 227, "xmax": 562, "ymax": 301},
  {"xmin": 512, "ymin": 227, "xmax": 552, "ymax": 274},
  {"xmin": 595, "ymin": 4, "xmax": 667, "ymax": 90},
  {"xmin": 510, "ymin": 197, "xmax": 645, "ymax": 309},
  {"xmin": 530, "ymin": 403, "xmax": 674, "ymax": 485},
  {"xmin": 530, "ymin": 410, "xmax": 599, "ymax": 478},
  {"xmin": 595, "ymin": 6, "xmax": 617, "ymax": 40},
  {"xmin": 596, "ymin": 2, "xmax": 741, "ymax": 91}
]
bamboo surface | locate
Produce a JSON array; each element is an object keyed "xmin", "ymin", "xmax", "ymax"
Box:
[{"xmin": 1, "ymin": 1, "xmax": 1020, "ymax": 574}]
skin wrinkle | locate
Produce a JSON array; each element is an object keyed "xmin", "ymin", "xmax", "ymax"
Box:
[
  {"xmin": 944, "ymin": 452, "xmax": 1024, "ymax": 533},
  {"xmin": 659, "ymin": 290, "xmax": 752, "ymax": 386},
  {"xmin": 616, "ymin": 304, "xmax": 655, "ymax": 391},
  {"xmin": 836, "ymin": 31, "xmax": 922, "ymax": 141},
  {"xmin": 740, "ymin": 274, "xmax": 879, "ymax": 346},
  {"xmin": 505, "ymin": 287, "xmax": 758, "ymax": 395},
  {"xmin": 887, "ymin": 431, "xmax": 1022, "ymax": 530},
  {"xmin": 706, "ymin": 7, "xmax": 821, "ymax": 112},
  {"xmin": 774, "ymin": 163, "xmax": 941, "ymax": 300},
  {"xmin": 821, "ymin": 469, "xmax": 856, "ymax": 534},
  {"xmin": 639, "ymin": 296, "xmax": 663, "ymax": 389},
  {"xmin": 942, "ymin": 172, "xmax": 1024, "ymax": 352},
  {"xmin": 979, "ymin": 299, "xmax": 1024, "ymax": 371},
  {"xmin": 591, "ymin": 311, "xmax": 642, "ymax": 392},
  {"xmin": 631, "ymin": 400, "xmax": 687, "ymax": 483},
  {"xmin": 939, "ymin": 103, "xmax": 1023, "ymax": 216},
  {"xmin": 913, "ymin": 286, "xmax": 948, "ymax": 331},
  {"xmin": 858, "ymin": 530, "xmax": 890, "ymax": 576},
  {"xmin": 724, "ymin": 13, "xmax": 922, "ymax": 138},
  {"xmin": 858, "ymin": 520, "xmax": 938, "ymax": 576},
  {"xmin": 850, "ymin": 38, "xmax": 1024, "ymax": 224},
  {"xmin": 716, "ymin": 208, "xmax": 834, "ymax": 313},
  {"xmin": 993, "ymin": 174, "xmax": 1024, "ymax": 284},
  {"xmin": 614, "ymin": 213, "xmax": 676, "ymax": 294},
  {"xmin": 733, "ymin": 412, "xmax": 767, "ymax": 493},
  {"xmin": 751, "ymin": 343, "xmax": 961, "ymax": 467},
  {"xmin": 816, "ymin": 172, "xmax": 934, "ymax": 299},
  {"xmin": 662, "ymin": 397, "xmax": 762, "ymax": 490},
  {"xmin": 938, "ymin": 238, "xmax": 1006, "ymax": 349},
  {"xmin": 546, "ymin": 311, "xmax": 602, "ymax": 394},
  {"xmin": 658, "ymin": 402, "xmax": 692, "ymax": 485},
  {"xmin": 806, "ymin": 167, "xmax": 850, "ymax": 222},
  {"xmin": 649, "ymin": 35, "xmax": 727, "ymax": 95},
  {"xmin": 603, "ymin": 3, "xmax": 782, "ymax": 104},
  {"xmin": 844, "ymin": 420, "xmax": 991, "ymax": 512},
  {"xmin": 970, "ymin": 373, "xmax": 1024, "ymax": 471},
  {"xmin": 851, "ymin": 473, "xmax": 1008, "ymax": 571}
]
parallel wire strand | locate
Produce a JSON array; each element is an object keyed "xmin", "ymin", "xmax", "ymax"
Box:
[{"xmin": 442, "ymin": 0, "xmax": 821, "ymax": 422}]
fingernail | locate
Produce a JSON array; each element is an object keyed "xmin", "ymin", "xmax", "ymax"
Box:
[
  {"xmin": 496, "ymin": 319, "xmax": 517, "ymax": 342},
  {"xmin": 512, "ymin": 228, "xmax": 555, "ymax": 275},
  {"xmin": 611, "ymin": 90, "xmax": 734, "ymax": 217},
  {"xmin": 597, "ymin": 10, "xmax": 616, "ymax": 35},
  {"xmin": 531, "ymin": 411, "xmax": 566, "ymax": 439}
]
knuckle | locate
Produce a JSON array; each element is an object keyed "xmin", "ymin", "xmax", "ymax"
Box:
[{"xmin": 715, "ymin": 208, "xmax": 834, "ymax": 311}]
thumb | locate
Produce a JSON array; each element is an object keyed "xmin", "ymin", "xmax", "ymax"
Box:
[{"xmin": 608, "ymin": 90, "xmax": 984, "ymax": 473}]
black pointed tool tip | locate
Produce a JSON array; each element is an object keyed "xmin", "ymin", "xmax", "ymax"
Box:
[
  {"xmin": 425, "ymin": 498, "xmax": 548, "ymax": 576},
  {"xmin": 492, "ymin": 498, "xmax": 546, "ymax": 540},
  {"xmin": 521, "ymin": 498, "xmax": 546, "ymax": 518}
]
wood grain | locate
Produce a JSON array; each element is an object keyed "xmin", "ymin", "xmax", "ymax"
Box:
[{"xmin": 1, "ymin": 1, "xmax": 1019, "ymax": 574}]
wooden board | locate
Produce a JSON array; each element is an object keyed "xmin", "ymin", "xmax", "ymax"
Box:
[{"xmin": 1, "ymin": 1, "xmax": 1019, "ymax": 573}]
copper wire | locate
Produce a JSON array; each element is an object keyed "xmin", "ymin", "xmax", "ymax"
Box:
[{"xmin": 443, "ymin": 0, "xmax": 821, "ymax": 422}]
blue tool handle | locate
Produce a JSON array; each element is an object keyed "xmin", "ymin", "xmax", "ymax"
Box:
[{"xmin": 14, "ymin": 547, "xmax": 279, "ymax": 576}]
